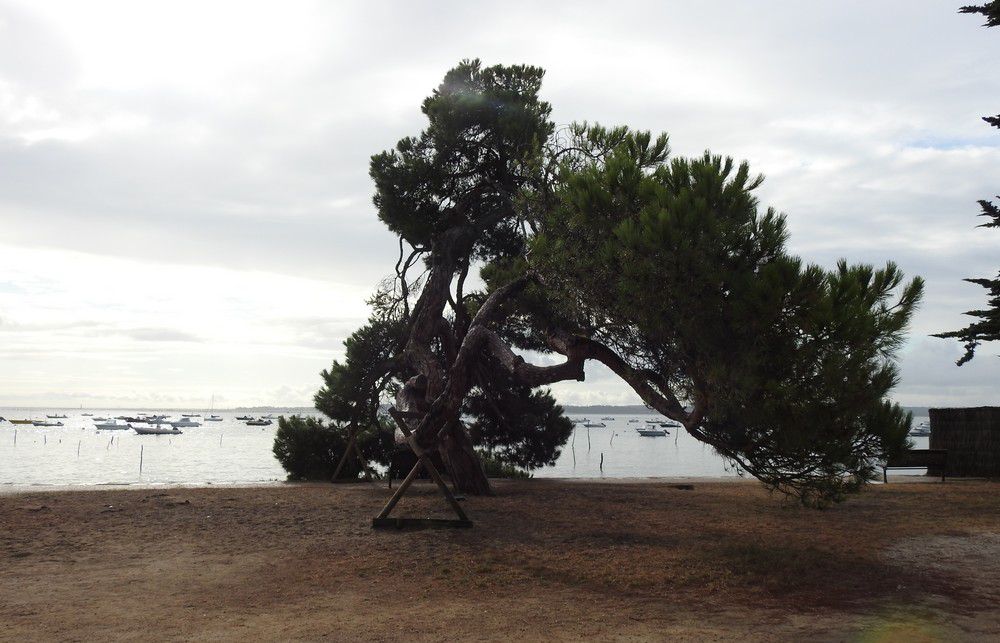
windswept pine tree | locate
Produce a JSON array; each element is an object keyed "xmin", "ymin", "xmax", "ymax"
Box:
[
  {"xmin": 960, "ymin": 1, "xmax": 1000, "ymax": 27},
  {"xmin": 299, "ymin": 60, "xmax": 923, "ymax": 506},
  {"xmin": 934, "ymin": 2, "xmax": 1000, "ymax": 363}
]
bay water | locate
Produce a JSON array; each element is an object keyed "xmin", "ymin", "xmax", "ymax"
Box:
[{"xmin": 0, "ymin": 408, "xmax": 930, "ymax": 488}]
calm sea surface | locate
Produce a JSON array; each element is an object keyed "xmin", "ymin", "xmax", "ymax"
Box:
[{"xmin": 0, "ymin": 408, "xmax": 931, "ymax": 488}]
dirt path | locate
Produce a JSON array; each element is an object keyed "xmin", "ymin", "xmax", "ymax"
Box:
[{"xmin": 2, "ymin": 479, "xmax": 999, "ymax": 641}]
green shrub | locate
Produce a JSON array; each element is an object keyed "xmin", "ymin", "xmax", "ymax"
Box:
[
  {"xmin": 272, "ymin": 415, "xmax": 392, "ymax": 481},
  {"xmin": 477, "ymin": 450, "xmax": 531, "ymax": 479}
]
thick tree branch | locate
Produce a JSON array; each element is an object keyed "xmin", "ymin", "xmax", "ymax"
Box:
[
  {"xmin": 542, "ymin": 330, "xmax": 689, "ymax": 422},
  {"xmin": 480, "ymin": 328, "xmax": 585, "ymax": 386}
]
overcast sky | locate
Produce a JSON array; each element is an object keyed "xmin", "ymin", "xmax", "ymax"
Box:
[{"xmin": 1, "ymin": 0, "xmax": 998, "ymax": 409}]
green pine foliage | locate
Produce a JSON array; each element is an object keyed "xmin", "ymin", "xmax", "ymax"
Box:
[
  {"xmin": 464, "ymin": 361, "xmax": 574, "ymax": 470},
  {"xmin": 526, "ymin": 136, "xmax": 922, "ymax": 505},
  {"xmin": 934, "ymin": 6, "xmax": 1000, "ymax": 363},
  {"xmin": 272, "ymin": 415, "xmax": 393, "ymax": 481},
  {"xmin": 960, "ymin": 2, "xmax": 1000, "ymax": 27}
]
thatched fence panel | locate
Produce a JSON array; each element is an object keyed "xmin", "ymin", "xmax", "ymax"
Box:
[{"xmin": 929, "ymin": 406, "xmax": 1000, "ymax": 478}]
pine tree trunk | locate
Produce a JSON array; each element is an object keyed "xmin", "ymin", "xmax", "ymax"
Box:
[{"xmin": 439, "ymin": 420, "xmax": 493, "ymax": 496}]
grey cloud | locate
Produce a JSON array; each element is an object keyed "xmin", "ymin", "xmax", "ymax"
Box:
[
  {"xmin": 0, "ymin": 318, "xmax": 201, "ymax": 342},
  {"xmin": 122, "ymin": 328, "xmax": 201, "ymax": 342},
  {"xmin": 271, "ymin": 316, "xmax": 360, "ymax": 351}
]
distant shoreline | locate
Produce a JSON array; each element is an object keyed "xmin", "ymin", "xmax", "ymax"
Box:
[{"xmin": 0, "ymin": 404, "xmax": 933, "ymax": 415}]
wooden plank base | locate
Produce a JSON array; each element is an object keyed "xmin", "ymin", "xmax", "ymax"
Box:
[{"xmin": 372, "ymin": 517, "xmax": 474, "ymax": 530}]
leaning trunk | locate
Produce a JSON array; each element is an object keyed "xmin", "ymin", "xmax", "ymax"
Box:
[
  {"xmin": 439, "ymin": 420, "xmax": 493, "ymax": 496},
  {"xmin": 396, "ymin": 227, "xmax": 494, "ymax": 496}
]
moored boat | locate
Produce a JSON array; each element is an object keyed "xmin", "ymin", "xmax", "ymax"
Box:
[
  {"xmin": 637, "ymin": 428, "xmax": 668, "ymax": 437},
  {"xmin": 170, "ymin": 417, "xmax": 201, "ymax": 428},
  {"xmin": 47, "ymin": 414, "xmax": 68, "ymax": 419},
  {"xmin": 583, "ymin": 422, "xmax": 606, "ymax": 428},
  {"xmin": 134, "ymin": 425, "xmax": 182, "ymax": 435},
  {"xmin": 96, "ymin": 421, "xmax": 131, "ymax": 430},
  {"xmin": 246, "ymin": 419, "xmax": 272, "ymax": 426},
  {"xmin": 33, "ymin": 420, "xmax": 63, "ymax": 427},
  {"xmin": 204, "ymin": 415, "xmax": 223, "ymax": 422},
  {"xmin": 10, "ymin": 419, "xmax": 34, "ymax": 425}
]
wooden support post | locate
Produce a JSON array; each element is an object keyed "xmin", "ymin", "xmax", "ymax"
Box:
[
  {"xmin": 371, "ymin": 407, "xmax": 473, "ymax": 529},
  {"xmin": 353, "ymin": 440, "xmax": 372, "ymax": 482},
  {"xmin": 405, "ymin": 434, "xmax": 469, "ymax": 522},
  {"xmin": 374, "ymin": 459, "xmax": 424, "ymax": 520},
  {"xmin": 331, "ymin": 424, "xmax": 358, "ymax": 481}
]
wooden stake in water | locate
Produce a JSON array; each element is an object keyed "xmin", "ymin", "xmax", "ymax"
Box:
[
  {"xmin": 587, "ymin": 427, "xmax": 591, "ymax": 452},
  {"xmin": 220, "ymin": 434, "xmax": 223, "ymax": 446},
  {"xmin": 139, "ymin": 444, "xmax": 144, "ymax": 474},
  {"xmin": 13, "ymin": 429, "xmax": 16, "ymax": 446},
  {"xmin": 600, "ymin": 452, "xmax": 604, "ymax": 472},
  {"xmin": 77, "ymin": 440, "xmax": 81, "ymax": 458}
]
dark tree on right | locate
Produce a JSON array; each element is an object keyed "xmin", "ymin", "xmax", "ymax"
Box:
[{"xmin": 935, "ymin": 2, "xmax": 1000, "ymax": 363}]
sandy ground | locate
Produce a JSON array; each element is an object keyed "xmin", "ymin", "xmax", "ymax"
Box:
[{"xmin": 2, "ymin": 478, "xmax": 1000, "ymax": 642}]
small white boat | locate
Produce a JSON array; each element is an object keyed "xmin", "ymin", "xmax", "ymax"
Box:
[
  {"xmin": 246, "ymin": 419, "xmax": 272, "ymax": 426},
  {"xmin": 81, "ymin": 413, "xmax": 93, "ymax": 417},
  {"xmin": 204, "ymin": 415, "xmax": 223, "ymax": 422},
  {"xmin": 134, "ymin": 425, "xmax": 182, "ymax": 435},
  {"xmin": 627, "ymin": 419, "xmax": 639, "ymax": 423},
  {"xmin": 170, "ymin": 418, "xmax": 201, "ymax": 428},
  {"xmin": 47, "ymin": 414, "xmax": 68, "ymax": 419},
  {"xmin": 582, "ymin": 422, "xmax": 606, "ymax": 428},
  {"xmin": 92, "ymin": 417, "xmax": 109, "ymax": 422},
  {"xmin": 260, "ymin": 414, "xmax": 275, "ymax": 419},
  {"xmin": 33, "ymin": 420, "xmax": 64, "ymax": 427},
  {"xmin": 637, "ymin": 428, "xmax": 668, "ymax": 437},
  {"xmin": 181, "ymin": 413, "xmax": 201, "ymax": 418},
  {"xmin": 96, "ymin": 421, "xmax": 131, "ymax": 430},
  {"xmin": 601, "ymin": 416, "xmax": 614, "ymax": 421}
]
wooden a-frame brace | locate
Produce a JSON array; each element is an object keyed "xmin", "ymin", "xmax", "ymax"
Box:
[
  {"xmin": 371, "ymin": 407, "xmax": 473, "ymax": 529},
  {"xmin": 331, "ymin": 422, "xmax": 374, "ymax": 483}
]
